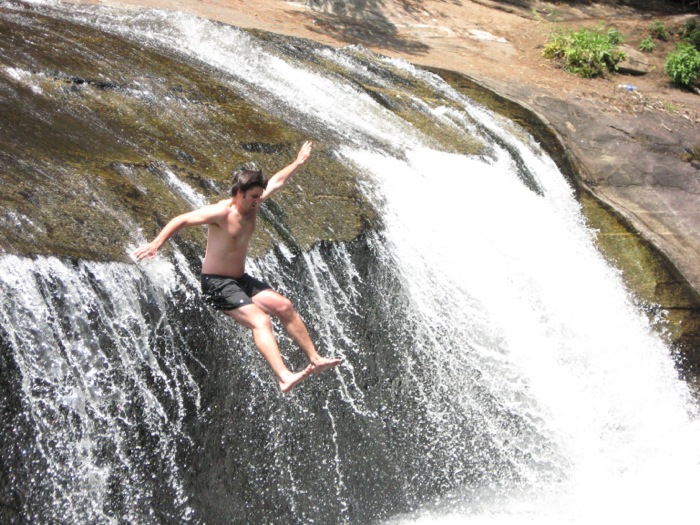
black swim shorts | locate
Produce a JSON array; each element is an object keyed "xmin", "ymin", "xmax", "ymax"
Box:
[{"xmin": 200, "ymin": 273, "xmax": 272, "ymax": 311}]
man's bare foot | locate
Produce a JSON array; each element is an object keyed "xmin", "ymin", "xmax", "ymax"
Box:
[
  {"xmin": 310, "ymin": 356, "xmax": 341, "ymax": 375},
  {"xmin": 279, "ymin": 365, "xmax": 314, "ymax": 393}
]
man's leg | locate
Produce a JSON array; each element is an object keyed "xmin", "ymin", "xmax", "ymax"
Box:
[
  {"xmin": 252, "ymin": 289, "xmax": 341, "ymax": 373},
  {"xmin": 226, "ymin": 304, "xmax": 312, "ymax": 392}
]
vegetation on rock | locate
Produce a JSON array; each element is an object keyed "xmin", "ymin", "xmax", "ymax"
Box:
[
  {"xmin": 542, "ymin": 25, "xmax": 626, "ymax": 78},
  {"xmin": 639, "ymin": 36, "xmax": 655, "ymax": 52},
  {"xmin": 542, "ymin": 14, "xmax": 700, "ymax": 90},
  {"xmin": 666, "ymin": 42, "xmax": 700, "ymax": 88},
  {"xmin": 660, "ymin": 18, "xmax": 700, "ymax": 88}
]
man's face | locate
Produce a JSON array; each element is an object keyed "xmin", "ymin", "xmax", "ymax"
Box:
[{"xmin": 237, "ymin": 187, "xmax": 264, "ymax": 214}]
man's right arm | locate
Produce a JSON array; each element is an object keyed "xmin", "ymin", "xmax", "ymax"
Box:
[{"xmin": 133, "ymin": 204, "xmax": 222, "ymax": 261}]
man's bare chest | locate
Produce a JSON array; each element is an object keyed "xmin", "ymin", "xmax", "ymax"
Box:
[{"xmin": 223, "ymin": 213, "xmax": 256, "ymax": 245}]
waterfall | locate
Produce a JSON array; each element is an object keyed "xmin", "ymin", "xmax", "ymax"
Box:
[
  {"xmin": 1, "ymin": 1, "xmax": 699, "ymax": 524},
  {"xmin": 0, "ymin": 254, "xmax": 204, "ymax": 523}
]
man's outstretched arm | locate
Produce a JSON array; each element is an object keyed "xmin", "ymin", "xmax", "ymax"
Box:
[
  {"xmin": 133, "ymin": 204, "xmax": 221, "ymax": 260},
  {"xmin": 261, "ymin": 141, "xmax": 313, "ymax": 201}
]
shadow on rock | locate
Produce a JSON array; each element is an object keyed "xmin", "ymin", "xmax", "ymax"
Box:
[{"xmin": 306, "ymin": 0, "xmax": 430, "ymax": 54}]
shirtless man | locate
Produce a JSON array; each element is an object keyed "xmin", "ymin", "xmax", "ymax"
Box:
[{"xmin": 134, "ymin": 141, "xmax": 340, "ymax": 392}]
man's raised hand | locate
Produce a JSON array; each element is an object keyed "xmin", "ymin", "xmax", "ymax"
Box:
[{"xmin": 296, "ymin": 140, "xmax": 313, "ymax": 165}]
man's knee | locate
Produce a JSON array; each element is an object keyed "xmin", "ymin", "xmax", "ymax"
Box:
[
  {"xmin": 227, "ymin": 305, "xmax": 272, "ymax": 331},
  {"xmin": 250, "ymin": 310, "xmax": 274, "ymax": 330},
  {"xmin": 271, "ymin": 296, "xmax": 295, "ymax": 321}
]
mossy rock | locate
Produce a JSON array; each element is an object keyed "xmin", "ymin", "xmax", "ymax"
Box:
[{"xmin": 0, "ymin": 8, "xmax": 375, "ymax": 262}]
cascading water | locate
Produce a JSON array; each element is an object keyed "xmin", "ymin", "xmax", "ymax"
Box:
[{"xmin": 1, "ymin": 1, "xmax": 699, "ymax": 524}]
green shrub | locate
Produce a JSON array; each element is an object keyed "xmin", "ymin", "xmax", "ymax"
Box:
[
  {"xmin": 649, "ymin": 20, "xmax": 670, "ymax": 41},
  {"xmin": 543, "ymin": 26, "xmax": 626, "ymax": 78},
  {"xmin": 665, "ymin": 43, "xmax": 700, "ymax": 88},
  {"xmin": 639, "ymin": 36, "xmax": 656, "ymax": 53},
  {"xmin": 680, "ymin": 18, "xmax": 700, "ymax": 50},
  {"xmin": 607, "ymin": 27, "xmax": 624, "ymax": 46}
]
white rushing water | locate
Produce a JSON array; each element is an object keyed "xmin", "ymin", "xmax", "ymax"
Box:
[
  {"xmin": 4, "ymin": 1, "xmax": 700, "ymax": 523},
  {"xmin": 0, "ymin": 254, "xmax": 202, "ymax": 523},
  {"xmin": 354, "ymin": 145, "xmax": 700, "ymax": 524}
]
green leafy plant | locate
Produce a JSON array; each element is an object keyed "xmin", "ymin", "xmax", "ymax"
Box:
[
  {"xmin": 665, "ymin": 43, "xmax": 700, "ymax": 88},
  {"xmin": 662, "ymin": 100, "xmax": 679, "ymax": 113},
  {"xmin": 680, "ymin": 18, "xmax": 700, "ymax": 50},
  {"xmin": 543, "ymin": 26, "xmax": 627, "ymax": 78},
  {"xmin": 649, "ymin": 20, "xmax": 670, "ymax": 41},
  {"xmin": 607, "ymin": 27, "xmax": 624, "ymax": 46},
  {"xmin": 639, "ymin": 36, "xmax": 656, "ymax": 53}
]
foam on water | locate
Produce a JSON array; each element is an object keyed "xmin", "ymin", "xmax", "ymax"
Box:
[{"xmin": 343, "ymin": 143, "xmax": 700, "ymax": 524}]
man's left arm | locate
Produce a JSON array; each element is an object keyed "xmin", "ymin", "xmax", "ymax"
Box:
[{"xmin": 261, "ymin": 141, "xmax": 312, "ymax": 201}]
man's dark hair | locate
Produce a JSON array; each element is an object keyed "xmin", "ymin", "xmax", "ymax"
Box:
[{"xmin": 230, "ymin": 163, "xmax": 267, "ymax": 196}]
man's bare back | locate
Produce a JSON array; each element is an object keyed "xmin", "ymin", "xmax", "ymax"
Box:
[{"xmin": 134, "ymin": 141, "xmax": 340, "ymax": 392}]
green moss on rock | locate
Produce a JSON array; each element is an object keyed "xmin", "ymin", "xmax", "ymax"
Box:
[{"xmin": 0, "ymin": 8, "xmax": 375, "ymax": 262}]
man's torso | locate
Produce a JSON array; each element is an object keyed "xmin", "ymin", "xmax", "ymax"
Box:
[{"xmin": 201, "ymin": 199, "xmax": 256, "ymax": 277}]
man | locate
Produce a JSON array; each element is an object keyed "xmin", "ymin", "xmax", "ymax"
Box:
[{"xmin": 134, "ymin": 141, "xmax": 340, "ymax": 392}]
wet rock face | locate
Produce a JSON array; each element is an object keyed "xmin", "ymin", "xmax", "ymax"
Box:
[
  {"xmin": 0, "ymin": 7, "xmax": 374, "ymax": 262},
  {"xmin": 0, "ymin": 3, "xmax": 495, "ymax": 264}
]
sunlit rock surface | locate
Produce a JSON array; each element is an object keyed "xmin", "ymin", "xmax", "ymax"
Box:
[
  {"xmin": 0, "ymin": 8, "xmax": 372, "ymax": 261},
  {"xmin": 0, "ymin": 6, "xmax": 497, "ymax": 264}
]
